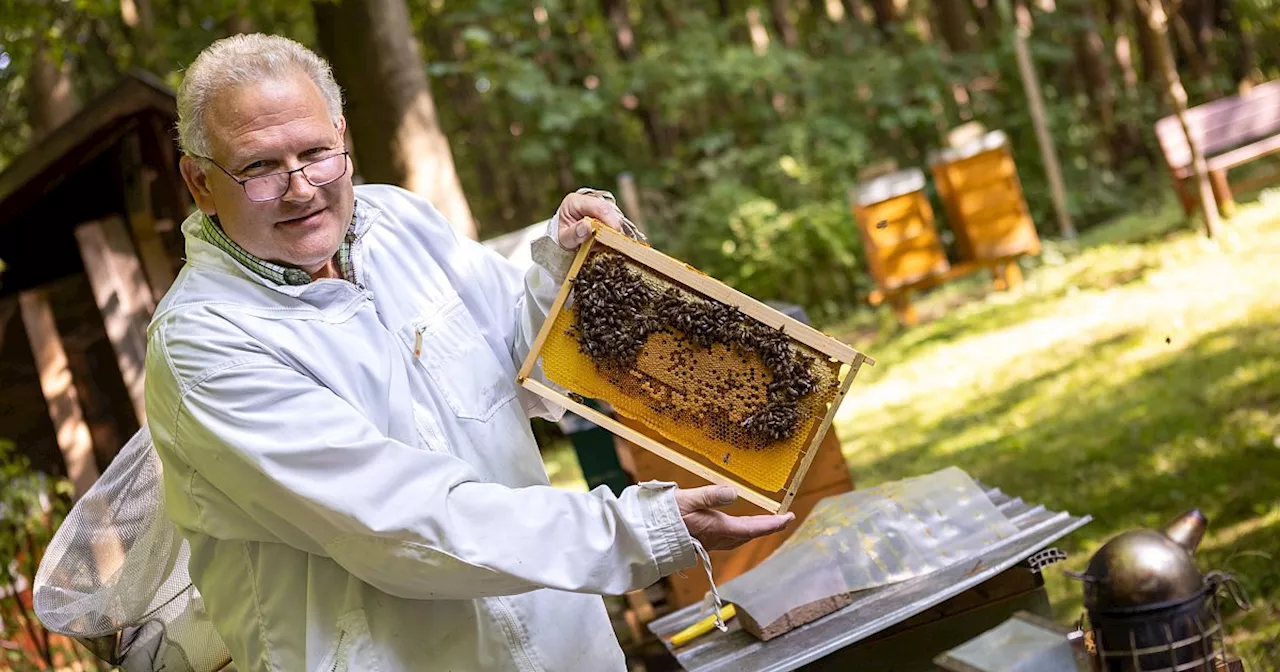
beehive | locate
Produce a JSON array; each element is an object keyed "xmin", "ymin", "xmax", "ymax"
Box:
[
  {"xmin": 518, "ymin": 224, "xmax": 872, "ymax": 513},
  {"xmin": 851, "ymin": 167, "xmax": 951, "ymax": 294},
  {"xmin": 930, "ymin": 130, "xmax": 1041, "ymax": 262}
]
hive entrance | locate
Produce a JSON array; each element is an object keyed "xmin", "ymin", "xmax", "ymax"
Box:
[{"xmin": 541, "ymin": 249, "xmax": 843, "ymax": 492}]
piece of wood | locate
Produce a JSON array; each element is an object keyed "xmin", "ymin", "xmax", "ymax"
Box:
[
  {"xmin": 1002, "ymin": 0, "xmax": 1076, "ymax": 239},
  {"xmin": 1206, "ymin": 133, "xmax": 1280, "ymax": 172},
  {"xmin": 74, "ymin": 217, "xmax": 155, "ymax": 424},
  {"xmin": 19, "ymin": 290, "xmax": 100, "ymax": 498},
  {"xmin": 1139, "ymin": 0, "xmax": 1221, "ymax": 237},
  {"xmin": 1208, "ymin": 169, "xmax": 1236, "ymax": 218},
  {"xmin": 1154, "ymin": 80, "xmax": 1280, "ymax": 170},
  {"xmin": 120, "ymin": 131, "xmax": 178, "ymax": 297},
  {"xmin": 591, "ymin": 225, "xmax": 869, "ymax": 366},
  {"xmin": 515, "ymin": 237, "xmax": 594, "ymax": 382},
  {"xmin": 867, "ymin": 256, "xmax": 1027, "ymax": 306},
  {"xmin": 739, "ymin": 565, "xmax": 1044, "ymax": 642},
  {"xmin": 616, "ymin": 172, "xmax": 646, "ymax": 235},
  {"xmin": 521, "ymin": 378, "xmax": 783, "ymax": 513},
  {"xmin": 779, "ymin": 354, "xmax": 866, "ymax": 512}
]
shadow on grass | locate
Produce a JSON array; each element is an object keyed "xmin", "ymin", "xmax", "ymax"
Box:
[{"xmin": 845, "ymin": 311, "xmax": 1280, "ymax": 661}]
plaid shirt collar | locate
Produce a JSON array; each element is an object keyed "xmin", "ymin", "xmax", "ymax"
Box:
[{"xmin": 197, "ymin": 211, "xmax": 358, "ymax": 286}]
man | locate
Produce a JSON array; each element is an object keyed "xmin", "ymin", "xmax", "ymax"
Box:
[{"xmin": 147, "ymin": 33, "xmax": 794, "ymax": 671}]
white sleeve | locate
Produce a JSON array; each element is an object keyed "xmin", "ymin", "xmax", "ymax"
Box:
[{"xmin": 166, "ymin": 356, "xmax": 696, "ymax": 601}]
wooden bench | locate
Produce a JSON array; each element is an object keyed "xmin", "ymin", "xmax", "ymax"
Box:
[{"xmin": 1156, "ymin": 80, "xmax": 1280, "ymax": 217}]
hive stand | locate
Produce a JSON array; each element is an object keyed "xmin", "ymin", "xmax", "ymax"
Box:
[{"xmin": 516, "ymin": 224, "xmax": 873, "ymax": 515}]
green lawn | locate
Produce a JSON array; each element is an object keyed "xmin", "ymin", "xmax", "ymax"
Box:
[{"xmin": 832, "ymin": 194, "xmax": 1280, "ymax": 669}]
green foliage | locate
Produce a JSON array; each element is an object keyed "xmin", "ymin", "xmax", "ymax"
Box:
[
  {"xmin": 5, "ymin": 0, "xmax": 1280, "ymax": 324},
  {"xmin": 0, "ymin": 440, "xmax": 76, "ymax": 671}
]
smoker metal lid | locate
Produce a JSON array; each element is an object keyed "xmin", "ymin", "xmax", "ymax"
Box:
[{"xmin": 647, "ymin": 484, "xmax": 1092, "ymax": 672}]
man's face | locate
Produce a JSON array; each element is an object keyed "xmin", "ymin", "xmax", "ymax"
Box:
[{"xmin": 180, "ymin": 70, "xmax": 354, "ymax": 275}]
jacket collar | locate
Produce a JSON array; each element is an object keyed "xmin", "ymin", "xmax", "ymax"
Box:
[{"xmin": 181, "ymin": 199, "xmax": 377, "ymax": 294}]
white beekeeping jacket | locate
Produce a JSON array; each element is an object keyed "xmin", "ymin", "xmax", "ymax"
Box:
[{"xmin": 36, "ymin": 184, "xmax": 700, "ymax": 671}]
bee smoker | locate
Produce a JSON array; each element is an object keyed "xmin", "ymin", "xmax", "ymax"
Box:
[{"xmin": 1067, "ymin": 509, "xmax": 1251, "ymax": 671}]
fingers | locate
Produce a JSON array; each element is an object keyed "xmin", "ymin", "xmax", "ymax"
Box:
[
  {"xmin": 568, "ymin": 193, "xmax": 626, "ymax": 231},
  {"xmin": 675, "ymin": 485, "xmax": 738, "ymax": 515},
  {"xmin": 715, "ymin": 512, "xmax": 795, "ymax": 541},
  {"xmin": 686, "ymin": 510, "xmax": 797, "ymax": 551}
]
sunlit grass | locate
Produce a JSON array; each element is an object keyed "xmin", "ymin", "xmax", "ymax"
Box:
[{"xmin": 833, "ymin": 193, "xmax": 1280, "ymax": 669}]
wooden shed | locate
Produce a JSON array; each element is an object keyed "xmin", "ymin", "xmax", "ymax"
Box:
[{"xmin": 0, "ymin": 71, "xmax": 189, "ymax": 496}]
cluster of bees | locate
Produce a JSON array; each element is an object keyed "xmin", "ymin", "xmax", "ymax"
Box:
[{"xmin": 568, "ymin": 251, "xmax": 821, "ymax": 446}]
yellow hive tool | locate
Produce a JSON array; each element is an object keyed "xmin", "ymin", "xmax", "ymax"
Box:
[{"xmin": 668, "ymin": 604, "xmax": 737, "ymax": 647}]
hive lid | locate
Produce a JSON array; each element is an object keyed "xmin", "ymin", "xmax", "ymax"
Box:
[{"xmin": 648, "ymin": 482, "xmax": 1092, "ymax": 672}]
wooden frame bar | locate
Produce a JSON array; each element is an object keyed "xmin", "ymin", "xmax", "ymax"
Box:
[
  {"xmin": 778, "ymin": 352, "xmax": 868, "ymax": 512},
  {"xmin": 517, "ymin": 223, "xmax": 874, "ymax": 514},
  {"xmin": 19, "ymin": 290, "xmax": 101, "ymax": 498},
  {"xmin": 590, "ymin": 226, "xmax": 866, "ymax": 365},
  {"xmin": 75, "ymin": 216, "xmax": 155, "ymax": 424},
  {"xmin": 524, "ymin": 378, "xmax": 782, "ymax": 512}
]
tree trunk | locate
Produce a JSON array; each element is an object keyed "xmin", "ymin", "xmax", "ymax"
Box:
[
  {"xmin": 867, "ymin": 0, "xmax": 900, "ymax": 36},
  {"xmin": 840, "ymin": 0, "xmax": 863, "ymax": 24},
  {"xmin": 1074, "ymin": 7, "xmax": 1115, "ymax": 134},
  {"xmin": 654, "ymin": 0, "xmax": 687, "ymax": 30},
  {"xmin": 770, "ymin": 0, "xmax": 801, "ymax": 48},
  {"xmin": 601, "ymin": 0, "xmax": 670, "ymax": 158},
  {"xmin": 1216, "ymin": 0, "xmax": 1256, "ymax": 89},
  {"xmin": 935, "ymin": 0, "xmax": 972, "ymax": 52},
  {"xmin": 1168, "ymin": 0, "xmax": 1216, "ymax": 96},
  {"xmin": 1098, "ymin": 0, "xmax": 1148, "ymax": 164},
  {"xmin": 1131, "ymin": 0, "xmax": 1164, "ymax": 83},
  {"xmin": 1002, "ymin": 0, "xmax": 1076, "ymax": 238},
  {"xmin": 1136, "ymin": 0, "xmax": 1221, "ymax": 237},
  {"xmin": 314, "ymin": 0, "xmax": 478, "ymax": 239},
  {"xmin": 225, "ymin": 0, "xmax": 255, "ymax": 35},
  {"xmin": 27, "ymin": 35, "xmax": 80, "ymax": 140}
]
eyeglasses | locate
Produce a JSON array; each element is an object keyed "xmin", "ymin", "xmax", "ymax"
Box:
[{"xmin": 193, "ymin": 150, "xmax": 350, "ymax": 202}]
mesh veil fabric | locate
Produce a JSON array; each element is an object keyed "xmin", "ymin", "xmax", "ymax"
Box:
[{"xmin": 33, "ymin": 426, "xmax": 233, "ymax": 672}]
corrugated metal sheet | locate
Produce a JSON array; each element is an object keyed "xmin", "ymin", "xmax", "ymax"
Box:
[{"xmin": 647, "ymin": 485, "xmax": 1093, "ymax": 672}]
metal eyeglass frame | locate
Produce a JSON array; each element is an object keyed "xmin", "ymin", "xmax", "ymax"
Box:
[{"xmin": 191, "ymin": 150, "xmax": 351, "ymax": 202}]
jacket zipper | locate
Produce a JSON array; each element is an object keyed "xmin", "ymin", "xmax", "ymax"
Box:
[{"xmin": 328, "ymin": 628, "xmax": 347, "ymax": 672}]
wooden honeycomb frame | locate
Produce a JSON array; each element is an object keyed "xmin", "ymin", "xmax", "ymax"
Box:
[{"xmin": 516, "ymin": 224, "xmax": 874, "ymax": 514}]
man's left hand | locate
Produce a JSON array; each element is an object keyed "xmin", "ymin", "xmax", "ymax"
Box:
[{"xmin": 555, "ymin": 191, "xmax": 629, "ymax": 249}]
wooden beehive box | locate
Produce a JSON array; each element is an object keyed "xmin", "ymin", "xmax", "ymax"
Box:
[
  {"xmin": 516, "ymin": 224, "xmax": 873, "ymax": 514},
  {"xmin": 930, "ymin": 130, "xmax": 1041, "ymax": 262},
  {"xmin": 850, "ymin": 167, "xmax": 951, "ymax": 295}
]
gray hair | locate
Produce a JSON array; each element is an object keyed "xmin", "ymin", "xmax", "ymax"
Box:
[{"xmin": 177, "ymin": 33, "xmax": 344, "ymax": 160}]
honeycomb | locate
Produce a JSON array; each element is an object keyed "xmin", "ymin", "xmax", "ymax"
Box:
[{"xmin": 541, "ymin": 249, "xmax": 843, "ymax": 492}]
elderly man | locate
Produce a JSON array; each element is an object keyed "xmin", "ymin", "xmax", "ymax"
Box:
[{"xmin": 147, "ymin": 33, "xmax": 793, "ymax": 671}]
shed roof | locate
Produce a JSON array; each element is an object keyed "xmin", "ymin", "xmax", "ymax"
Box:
[{"xmin": 0, "ymin": 70, "xmax": 177, "ymax": 231}]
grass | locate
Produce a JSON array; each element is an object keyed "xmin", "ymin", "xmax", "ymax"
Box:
[{"xmin": 831, "ymin": 192, "xmax": 1280, "ymax": 669}]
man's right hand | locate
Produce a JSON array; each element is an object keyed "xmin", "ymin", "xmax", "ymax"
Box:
[{"xmin": 675, "ymin": 485, "xmax": 796, "ymax": 551}]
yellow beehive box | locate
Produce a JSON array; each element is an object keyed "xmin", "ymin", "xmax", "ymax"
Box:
[
  {"xmin": 516, "ymin": 224, "xmax": 873, "ymax": 514},
  {"xmin": 850, "ymin": 167, "xmax": 951, "ymax": 295},
  {"xmin": 930, "ymin": 130, "xmax": 1041, "ymax": 262}
]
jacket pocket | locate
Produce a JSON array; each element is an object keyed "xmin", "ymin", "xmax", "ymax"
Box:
[
  {"xmin": 406, "ymin": 297, "xmax": 517, "ymax": 421},
  {"xmin": 317, "ymin": 609, "xmax": 381, "ymax": 672}
]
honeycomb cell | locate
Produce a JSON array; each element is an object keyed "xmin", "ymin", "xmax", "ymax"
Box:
[{"xmin": 541, "ymin": 250, "xmax": 842, "ymax": 492}]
